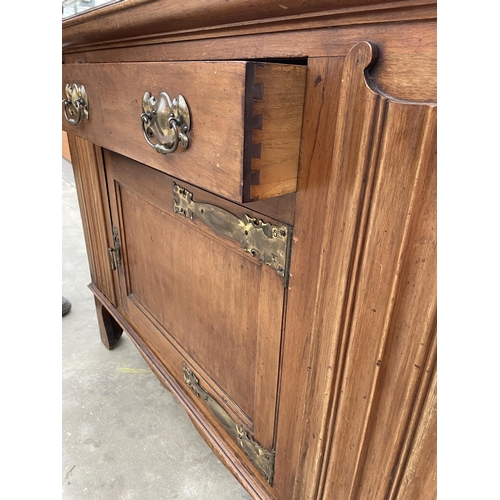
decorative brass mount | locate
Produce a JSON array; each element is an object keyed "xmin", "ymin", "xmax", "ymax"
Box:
[
  {"xmin": 62, "ymin": 83, "xmax": 89, "ymax": 125},
  {"xmin": 183, "ymin": 365, "xmax": 275, "ymax": 485},
  {"xmin": 141, "ymin": 91, "xmax": 191, "ymax": 154},
  {"xmin": 173, "ymin": 183, "xmax": 292, "ymax": 279},
  {"xmin": 107, "ymin": 225, "xmax": 121, "ymax": 271}
]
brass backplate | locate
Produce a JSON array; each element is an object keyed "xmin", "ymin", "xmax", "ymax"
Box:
[
  {"xmin": 63, "ymin": 83, "xmax": 89, "ymax": 125},
  {"xmin": 173, "ymin": 182, "xmax": 292, "ymax": 279},
  {"xmin": 183, "ymin": 364, "xmax": 275, "ymax": 485}
]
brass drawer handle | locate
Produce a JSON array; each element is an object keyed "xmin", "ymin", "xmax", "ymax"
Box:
[
  {"xmin": 62, "ymin": 84, "xmax": 89, "ymax": 125},
  {"xmin": 141, "ymin": 91, "xmax": 191, "ymax": 154}
]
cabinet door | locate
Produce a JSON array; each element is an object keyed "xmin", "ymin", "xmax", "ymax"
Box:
[{"xmin": 104, "ymin": 149, "xmax": 290, "ymax": 484}]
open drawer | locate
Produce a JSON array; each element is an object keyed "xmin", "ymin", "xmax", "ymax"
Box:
[{"xmin": 62, "ymin": 60, "xmax": 306, "ymax": 203}]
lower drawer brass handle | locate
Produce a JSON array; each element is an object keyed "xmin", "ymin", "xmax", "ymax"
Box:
[
  {"xmin": 62, "ymin": 84, "xmax": 89, "ymax": 125},
  {"xmin": 141, "ymin": 91, "xmax": 191, "ymax": 154}
]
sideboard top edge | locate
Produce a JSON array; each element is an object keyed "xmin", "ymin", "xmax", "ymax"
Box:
[{"xmin": 62, "ymin": 0, "xmax": 437, "ymax": 52}]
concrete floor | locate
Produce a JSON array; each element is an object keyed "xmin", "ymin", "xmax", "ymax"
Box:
[{"xmin": 62, "ymin": 158, "xmax": 252, "ymax": 499}]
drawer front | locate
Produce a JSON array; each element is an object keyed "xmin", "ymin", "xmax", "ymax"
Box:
[{"xmin": 62, "ymin": 61, "xmax": 306, "ymax": 202}]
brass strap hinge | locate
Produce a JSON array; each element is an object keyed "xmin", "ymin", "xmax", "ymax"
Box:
[
  {"xmin": 183, "ymin": 365, "xmax": 275, "ymax": 485},
  {"xmin": 173, "ymin": 182, "xmax": 292, "ymax": 281},
  {"xmin": 108, "ymin": 225, "xmax": 121, "ymax": 271}
]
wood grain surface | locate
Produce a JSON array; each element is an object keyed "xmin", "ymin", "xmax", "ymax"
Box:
[
  {"xmin": 63, "ymin": 61, "xmax": 305, "ymax": 203},
  {"xmin": 104, "ymin": 149, "xmax": 287, "ymax": 453},
  {"xmin": 274, "ymin": 41, "xmax": 436, "ymax": 500},
  {"xmin": 63, "ymin": 2, "xmax": 437, "ymax": 498},
  {"xmin": 67, "ymin": 134, "xmax": 117, "ymax": 305}
]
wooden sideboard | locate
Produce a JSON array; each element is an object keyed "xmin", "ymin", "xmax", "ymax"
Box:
[{"xmin": 62, "ymin": 1, "xmax": 436, "ymax": 498}]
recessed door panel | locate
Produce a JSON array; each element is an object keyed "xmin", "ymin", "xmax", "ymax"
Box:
[{"xmin": 104, "ymin": 149, "xmax": 288, "ymax": 461}]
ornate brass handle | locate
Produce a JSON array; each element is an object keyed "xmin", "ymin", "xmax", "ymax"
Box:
[
  {"xmin": 141, "ymin": 91, "xmax": 191, "ymax": 154},
  {"xmin": 173, "ymin": 183, "xmax": 291, "ymax": 279},
  {"xmin": 62, "ymin": 84, "xmax": 89, "ymax": 125}
]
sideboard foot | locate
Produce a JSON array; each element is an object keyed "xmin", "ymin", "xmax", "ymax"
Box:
[{"xmin": 94, "ymin": 296, "xmax": 123, "ymax": 349}]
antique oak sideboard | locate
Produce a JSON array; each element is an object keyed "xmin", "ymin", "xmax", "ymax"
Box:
[{"xmin": 62, "ymin": 1, "xmax": 436, "ymax": 498}]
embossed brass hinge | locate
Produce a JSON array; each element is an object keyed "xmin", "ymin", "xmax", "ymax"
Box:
[
  {"xmin": 183, "ymin": 365, "xmax": 275, "ymax": 485},
  {"xmin": 173, "ymin": 182, "xmax": 292, "ymax": 281},
  {"xmin": 108, "ymin": 225, "xmax": 121, "ymax": 271}
]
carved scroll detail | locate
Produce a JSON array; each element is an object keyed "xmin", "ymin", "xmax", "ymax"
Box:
[{"xmin": 316, "ymin": 41, "xmax": 437, "ymax": 500}]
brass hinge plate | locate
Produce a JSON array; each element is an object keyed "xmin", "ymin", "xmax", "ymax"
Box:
[
  {"xmin": 108, "ymin": 225, "xmax": 121, "ymax": 271},
  {"xmin": 183, "ymin": 364, "xmax": 275, "ymax": 485},
  {"xmin": 173, "ymin": 182, "xmax": 292, "ymax": 280}
]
